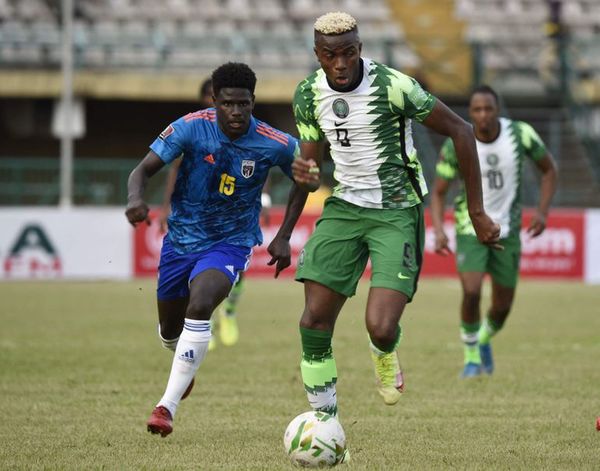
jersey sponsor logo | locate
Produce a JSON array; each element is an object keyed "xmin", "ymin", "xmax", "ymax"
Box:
[
  {"xmin": 204, "ymin": 154, "xmax": 215, "ymax": 164},
  {"xmin": 241, "ymin": 159, "xmax": 255, "ymax": 178},
  {"xmin": 332, "ymin": 98, "xmax": 349, "ymax": 119},
  {"xmin": 159, "ymin": 124, "xmax": 175, "ymax": 141},
  {"xmin": 486, "ymin": 153, "xmax": 499, "ymax": 166}
]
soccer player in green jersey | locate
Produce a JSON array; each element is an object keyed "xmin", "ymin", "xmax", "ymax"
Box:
[
  {"xmin": 290, "ymin": 12, "xmax": 500, "ymax": 416},
  {"xmin": 430, "ymin": 85, "xmax": 557, "ymax": 378}
]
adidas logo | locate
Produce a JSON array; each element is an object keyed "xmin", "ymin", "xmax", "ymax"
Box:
[
  {"xmin": 179, "ymin": 349, "xmax": 195, "ymax": 363},
  {"xmin": 204, "ymin": 154, "xmax": 215, "ymax": 164}
]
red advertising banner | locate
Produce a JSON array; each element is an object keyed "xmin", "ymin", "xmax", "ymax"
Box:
[
  {"xmin": 422, "ymin": 209, "xmax": 585, "ymax": 279},
  {"xmin": 133, "ymin": 209, "xmax": 164, "ymax": 277},
  {"xmin": 519, "ymin": 210, "xmax": 584, "ymax": 278},
  {"xmin": 133, "ymin": 208, "xmax": 585, "ymax": 280},
  {"xmin": 132, "ymin": 209, "xmax": 322, "ymax": 278}
]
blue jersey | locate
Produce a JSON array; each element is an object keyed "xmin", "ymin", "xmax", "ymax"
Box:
[{"xmin": 150, "ymin": 108, "xmax": 298, "ymax": 254}]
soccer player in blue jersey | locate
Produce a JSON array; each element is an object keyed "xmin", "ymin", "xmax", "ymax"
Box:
[
  {"xmin": 158, "ymin": 77, "xmax": 264, "ymax": 351},
  {"xmin": 125, "ymin": 62, "xmax": 307, "ymax": 437}
]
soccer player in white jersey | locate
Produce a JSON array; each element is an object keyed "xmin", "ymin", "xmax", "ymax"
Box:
[
  {"xmin": 290, "ymin": 12, "xmax": 500, "ymax": 417},
  {"xmin": 430, "ymin": 85, "xmax": 557, "ymax": 378}
]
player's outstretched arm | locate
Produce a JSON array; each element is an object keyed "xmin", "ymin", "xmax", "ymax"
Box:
[
  {"xmin": 292, "ymin": 141, "xmax": 322, "ymax": 192},
  {"xmin": 422, "ymin": 100, "xmax": 501, "ymax": 248},
  {"xmin": 528, "ymin": 153, "xmax": 558, "ymax": 237},
  {"xmin": 430, "ymin": 177, "xmax": 452, "ymax": 256},
  {"xmin": 125, "ymin": 150, "xmax": 166, "ymax": 227},
  {"xmin": 267, "ymin": 184, "xmax": 309, "ymax": 278}
]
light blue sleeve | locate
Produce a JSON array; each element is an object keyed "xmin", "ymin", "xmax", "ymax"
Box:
[{"xmin": 149, "ymin": 116, "xmax": 190, "ymax": 164}]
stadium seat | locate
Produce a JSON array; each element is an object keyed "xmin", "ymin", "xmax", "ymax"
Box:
[
  {"xmin": 0, "ymin": 20, "xmax": 30, "ymax": 45},
  {"xmin": 31, "ymin": 20, "xmax": 60, "ymax": 47},
  {"xmin": 0, "ymin": 0, "xmax": 14, "ymax": 20}
]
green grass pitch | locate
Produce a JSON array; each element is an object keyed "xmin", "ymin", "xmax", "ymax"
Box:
[{"xmin": 0, "ymin": 279, "xmax": 598, "ymax": 469}]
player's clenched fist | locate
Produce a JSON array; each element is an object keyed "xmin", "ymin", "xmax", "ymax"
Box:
[
  {"xmin": 471, "ymin": 212, "xmax": 503, "ymax": 250},
  {"xmin": 125, "ymin": 200, "xmax": 151, "ymax": 227},
  {"xmin": 292, "ymin": 157, "xmax": 320, "ymax": 192}
]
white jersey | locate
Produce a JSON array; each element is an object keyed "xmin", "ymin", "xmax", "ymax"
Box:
[
  {"xmin": 437, "ymin": 117, "xmax": 547, "ymax": 237},
  {"xmin": 293, "ymin": 58, "xmax": 435, "ymax": 209}
]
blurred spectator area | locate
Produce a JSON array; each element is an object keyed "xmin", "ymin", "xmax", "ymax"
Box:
[
  {"xmin": 0, "ymin": 1, "xmax": 599, "ymax": 100},
  {"xmin": 0, "ymin": 0, "xmax": 420, "ymax": 101},
  {"xmin": 455, "ymin": 0, "xmax": 600, "ymax": 98},
  {"xmin": 0, "ymin": 0, "xmax": 599, "ymax": 207}
]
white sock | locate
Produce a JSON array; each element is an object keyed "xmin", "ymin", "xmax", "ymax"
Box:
[
  {"xmin": 158, "ymin": 324, "xmax": 178, "ymax": 352},
  {"xmin": 157, "ymin": 319, "xmax": 211, "ymax": 417}
]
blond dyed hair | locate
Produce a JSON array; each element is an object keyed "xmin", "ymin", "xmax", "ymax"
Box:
[{"xmin": 314, "ymin": 12, "xmax": 357, "ymax": 35}]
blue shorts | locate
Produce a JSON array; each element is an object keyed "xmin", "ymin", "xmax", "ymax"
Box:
[{"xmin": 157, "ymin": 237, "xmax": 252, "ymax": 301}]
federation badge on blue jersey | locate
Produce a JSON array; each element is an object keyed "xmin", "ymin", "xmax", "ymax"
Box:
[{"xmin": 241, "ymin": 159, "xmax": 255, "ymax": 178}]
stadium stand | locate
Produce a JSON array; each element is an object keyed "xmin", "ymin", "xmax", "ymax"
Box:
[
  {"xmin": 456, "ymin": 0, "xmax": 600, "ymax": 95},
  {"xmin": 0, "ymin": 0, "xmax": 419, "ymax": 75},
  {"xmin": 0, "ymin": 0, "xmax": 599, "ymax": 207}
]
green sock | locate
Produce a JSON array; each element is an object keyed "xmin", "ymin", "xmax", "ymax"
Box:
[
  {"xmin": 479, "ymin": 317, "xmax": 503, "ymax": 345},
  {"xmin": 369, "ymin": 325, "xmax": 402, "ymax": 355},
  {"xmin": 300, "ymin": 327, "xmax": 337, "ymax": 416},
  {"xmin": 460, "ymin": 322, "xmax": 481, "ymax": 364},
  {"xmin": 224, "ymin": 279, "xmax": 244, "ymax": 315}
]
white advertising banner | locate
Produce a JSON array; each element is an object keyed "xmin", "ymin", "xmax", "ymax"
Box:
[
  {"xmin": 585, "ymin": 209, "xmax": 600, "ymax": 284},
  {"xmin": 0, "ymin": 208, "xmax": 131, "ymax": 280}
]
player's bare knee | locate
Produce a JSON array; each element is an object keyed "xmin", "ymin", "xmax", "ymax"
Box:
[
  {"xmin": 366, "ymin": 322, "xmax": 397, "ymax": 349},
  {"xmin": 299, "ymin": 307, "xmax": 333, "ymax": 331},
  {"xmin": 185, "ymin": 299, "xmax": 213, "ymax": 320}
]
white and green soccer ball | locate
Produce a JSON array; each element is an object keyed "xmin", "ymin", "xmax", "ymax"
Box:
[{"xmin": 283, "ymin": 411, "xmax": 346, "ymax": 467}]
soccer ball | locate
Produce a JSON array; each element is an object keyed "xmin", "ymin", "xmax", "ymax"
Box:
[{"xmin": 283, "ymin": 411, "xmax": 346, "ymax": 467}]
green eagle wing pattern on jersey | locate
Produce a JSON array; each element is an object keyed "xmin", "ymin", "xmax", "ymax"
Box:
[
  {"xmin": 293, "ymin": 71, "xmax": 325, "ymax": 142},
  {"xmin": 515, "ymin": 120, "xmax": 547, "ymax": 161},
  {"xmin": 436, "ymin": 137, "xmax": 473, "ymax": 235},
  {"xmin": 506, "ymin": 120, "xmax": 547, "ymax": 235},
  {"xmin": 367, "ymin": 63, "xmax": 436, "ymax": 208}
]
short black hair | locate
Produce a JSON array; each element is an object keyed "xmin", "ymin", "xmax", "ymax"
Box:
[
  {"xmin": 469, "ymin": 84, "xmax": 499, "ymax": 105},
  {"xmin": 211, "ymin": 62, "xmax": 256, "ymax": 97},
  {"xmin": 199, "ymin": 78, "xmax": 212, "ymax": 100}
]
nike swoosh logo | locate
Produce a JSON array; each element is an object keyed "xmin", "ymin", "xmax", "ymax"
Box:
[
  {"xmin": 334, "ymin": 121, "xmax": 347, "ymax": 126},
  {"xmin": 397, "ymin": 272, "xmax": 410, "ymax": 280}
]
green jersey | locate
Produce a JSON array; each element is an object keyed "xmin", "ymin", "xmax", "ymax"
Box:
[
  {"xmin": 293, "ymin": 58, "xmax": 436, "ymax": 209},
  {"xmin": 436, "ymin": 117, "xmax": 547, "ymax": 237}
]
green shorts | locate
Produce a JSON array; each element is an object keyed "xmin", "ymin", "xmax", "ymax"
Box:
[
  {"xmin": 455, "ymin": 234, "xmax": 521, "ymax": 288},
  {"xmin": 295, "ymin": 197, "xmax": 424, "ymax": 300}
]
